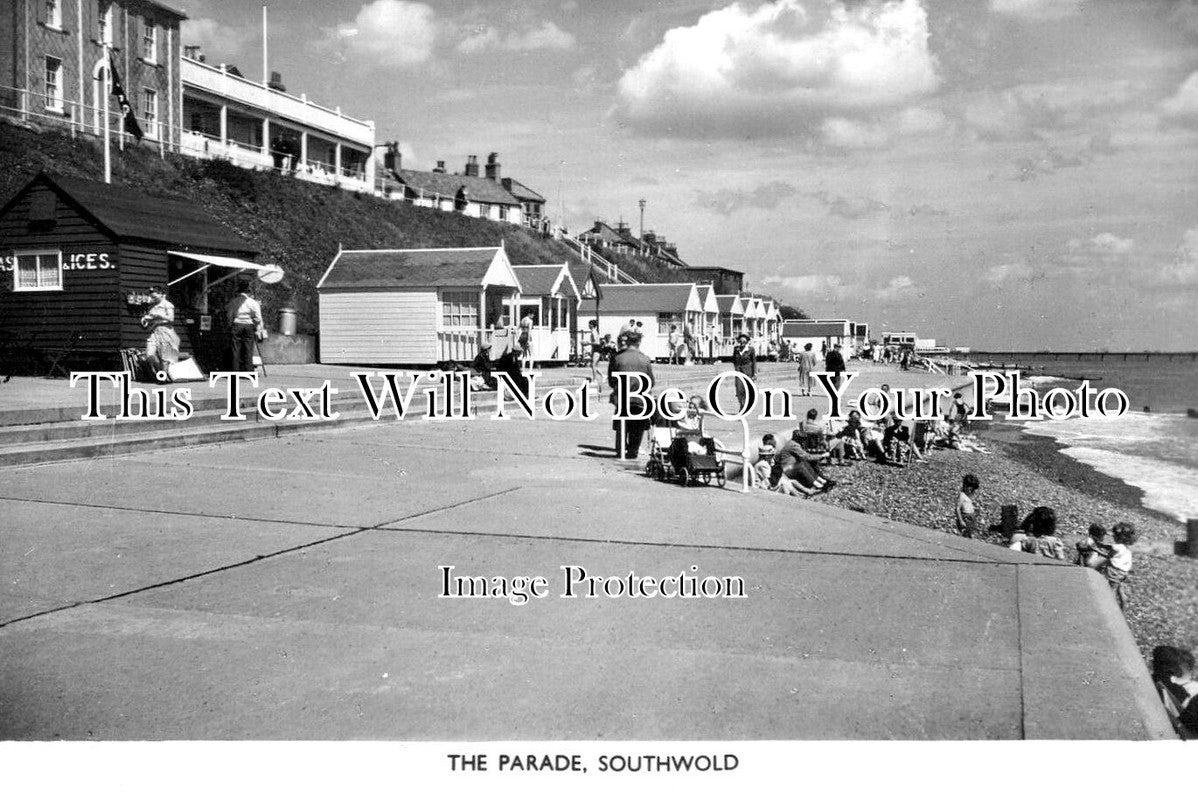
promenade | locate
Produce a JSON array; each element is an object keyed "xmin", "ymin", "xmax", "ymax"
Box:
[{"xmin": 0, "ymin": 363, "xmax": 1174, "ymax": 739}]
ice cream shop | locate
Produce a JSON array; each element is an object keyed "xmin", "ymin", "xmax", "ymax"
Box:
[{"xmin": 0, "ymin": 172, "xmax": 279, "ymax": 375}]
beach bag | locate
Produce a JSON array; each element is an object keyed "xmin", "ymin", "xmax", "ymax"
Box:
[{"xmin": 167, "ymin": 357, "xmax": 205, "ymax": 382}]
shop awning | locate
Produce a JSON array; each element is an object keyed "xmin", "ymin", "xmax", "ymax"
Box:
[{"xmin": 167, "ymin": 251, "xmax": 284, "ymax": 285}]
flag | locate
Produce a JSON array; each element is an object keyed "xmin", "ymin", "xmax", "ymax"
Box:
[{"xmin": 108, "ymin": 53, "xmax": 143, "ymax": 142}]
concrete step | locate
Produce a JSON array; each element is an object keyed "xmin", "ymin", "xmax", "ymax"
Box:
[{"xmin": 0, "ymin": 377, "xmax": 607, "ymax": 467}]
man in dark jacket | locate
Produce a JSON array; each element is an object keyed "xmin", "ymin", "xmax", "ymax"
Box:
[
  {"xmin": 731, "ymin": 333, "xmax": 756, "ymax": 413},
  {"xmin": 824, "ymin": 343, "xmax": 846, "ymax": 390},
  {"xmin": 608, "ymin": 330, "xmax": 654, "ymax": 460}
]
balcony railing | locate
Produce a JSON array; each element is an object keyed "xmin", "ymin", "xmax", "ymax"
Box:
[{"xmin": 182, "ymin": 58, "xmax": 374, "ymax": 146}]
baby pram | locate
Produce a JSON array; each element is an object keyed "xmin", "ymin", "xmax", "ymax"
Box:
[{"xmin": 644, "ymin": 414, "xmax": 726, "ymax": 487}]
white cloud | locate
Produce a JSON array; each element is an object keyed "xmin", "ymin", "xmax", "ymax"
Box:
[
  {"xmin": 989, "ymin": 0, "xmax": 1085, "ymax": 22},
  {"xmin": 335, "ymin": 0, "xmax": 437, "ymax": 67},
  {"xmin": 1161, "ymin": 71, "xmax": 1198, "ymax": 126},
  {"xmin": 458, "ymin": 21, "xmax": 576, "ymax": 54},
  {"xmin": 1066, "ymin": 232, "xmax": 1134, "ymax": 256},
  {"xmin": 615, "ymin": 0, "xmax": 940, "ymax": 140},
  {"xmin": 874, "ymin": 275, "xmax": 915, "ymax": 300},
  {"xmin": 1146, "ymin": 228, "xmax": 1198, "ymax": 288},
  {"xmin": 984, "ymin": 262, "xmax": 1034, "ymax": 285},
  {"xmin": 821, "ymin": 106, "xmax": 947, "ymax": 149}
]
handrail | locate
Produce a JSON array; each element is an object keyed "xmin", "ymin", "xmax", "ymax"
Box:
[{"xmin": 182, "ymin": 57, "xmax": 373, "ymax": 129}]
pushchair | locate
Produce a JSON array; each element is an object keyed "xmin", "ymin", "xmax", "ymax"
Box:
[{"xmin": 645, "ymin": 415, "xmax": 727, "ymax": 487}]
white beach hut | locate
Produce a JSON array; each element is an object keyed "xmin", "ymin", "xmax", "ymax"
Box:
[
  {"xmin": 596, "ymin": 283, "xmax": 703, "ymax": 361},
  {"xmin": 715, "ymin": 294, "xmax": 746, "ymax": 359},
  {"xmin": 316, "ymin": 245, "xmax": 522, "ymax": 364},
  {"xmin": 511, "ymin": 263, "xmax": 580, "ymax": 364}
]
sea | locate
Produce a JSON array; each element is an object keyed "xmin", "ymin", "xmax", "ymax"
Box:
[{"xmin": 968, "ymin": 353, "xmax": 1198, "ymax": 523}]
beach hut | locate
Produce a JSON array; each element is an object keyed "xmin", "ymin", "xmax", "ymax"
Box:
[
  {"xmin": 316, "ymin": 245, "xmax": 521, "ymax": 364},
  {"xmin": 714, "ymin": 294, "xmax": 746, "ymax": 359},
  {"xmin": 781, "ymin": 319, "xmax": 854, "ymax": 356},
  {"xmin": 0, "ymin": 171, "xmax": 274, "ymax": 374},
  {"xmin": 596, "ymin": 283, "xmax": 703, "ymax": 361},
  {"xmin": 694, "ymin": 285, "xmax": 721, "ymax": 362},
  {"xmin": 741, "ymin": 295, "xmax": 763, "ymax": 346},
  {"xmin": 511, "ymin": 263, "xmax": 579, "ymax": 364}
]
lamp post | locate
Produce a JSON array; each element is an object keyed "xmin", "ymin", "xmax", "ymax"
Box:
[{"xmin": 638, "ymin": 198, "xmax": 646, "ymax": 239}]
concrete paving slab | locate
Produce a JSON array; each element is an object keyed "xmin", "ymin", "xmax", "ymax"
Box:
[
  {"xmin": 0, "ymin": 437, "xmax": 512, "ymax": 529},
  {"xmin": 0, "ymin": 499, "xmax": 347, "ymax": 624},
  {"xmin": 1017, "ymin": 566, "xmax": 1174, "ymax": 739},
  {"xmin": 0, "ymin": 531, "xmax": 1025, "ymax": 739}
]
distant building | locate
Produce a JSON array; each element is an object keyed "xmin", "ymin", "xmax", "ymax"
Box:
[
  {"xmin": 781, "ymin": 319, "xmax": 855, "ymax": 355},
  {"xmin": 682, "ymin": 266, "xmax": 743, "ymax": 295},
  {"xmin": 180, "ymin": 53, "xmax": 375, "ymax": 193},
  {"xmin": 579, "ymin": 220, "xmax": 690, "ymax": 270},
  {"xmin": 382, "ymin": 153, "xmax": 549, "ymax": 227},
  {"xmin": 1, "ymin": 0, "xmax": 185, "ymax": 148}
]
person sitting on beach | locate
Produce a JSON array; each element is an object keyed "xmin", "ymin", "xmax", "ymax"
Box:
[
  {"xmin": 955, "ymin": 474, "xmax": 982, "ymax": 538},
  {"xmin": 753, "ymin": 433, "xmax": 777, "ymax": 486},
  {"xmin": 836, "ymin": 410, "xmax": 869, "ymax": 461},
  {"xmin": 1152, "ymin": 645, "xmax": 1198, "ymax": 738},
  {"xmin": 1009, "ymin": 506, "xmax": 1067, "ymax": 560},
  {"xmin": 469, "ymin": 343, "xmax": 497, "ymax": 391},
  {"xmin": 882, "ymin": 414, "xmax": 922, "ymax": 464},
  {"xmin": 772, "ymin": 429, "xmax": 835, "ymax": 495},
  {"xmin": 1078, "ymin": 522, "xmax": 1136, "ymax": 609},
  {"xmin": 799, "ymin": 408, "xmax": 846, "ymax": 465},
  {"xmin": 1075, "ymin": 523, "xmax": 1113, "ymax": 568}
]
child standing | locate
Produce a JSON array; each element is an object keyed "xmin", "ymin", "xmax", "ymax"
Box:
[{"xmin": 955, "ymin": 474, "xmax": 981, "ymax": 538}]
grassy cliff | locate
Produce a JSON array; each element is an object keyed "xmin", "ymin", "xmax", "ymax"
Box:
[{"xmin": 0, "ymin": 119, "xmax": 633, "ymax": 332}]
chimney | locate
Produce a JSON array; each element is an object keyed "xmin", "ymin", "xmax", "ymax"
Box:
[
  {"xmin": 464, "ymin": 155, "xmax": 480, "ymax": 177},
  {"xmin": 485, "ymin": 152, "xmax": 501, "ymax": 181},
  {"xmin": 383, "ymin": 142, "xmax": 401, "ymax": 173},
  {"xmin": 433, "ymin": 160, "xmax": 446, "ymax": 173},
  {"xmin": 267, "ymin": 71, "xmax": 286, "ymax": 92}
]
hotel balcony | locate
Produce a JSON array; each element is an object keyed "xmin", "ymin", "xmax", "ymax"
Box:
[{"xmin": 181, "ymin": 57, "xmax": 376, "ymax": 193}]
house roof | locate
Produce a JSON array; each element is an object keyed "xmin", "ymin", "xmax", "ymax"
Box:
[
  {"xmin": 501, "ymin": 178, "xmax": 545, "ymax": 203},
  {"xmin": 782, "ymin": 320, "xmax": 851, "ymax": 338},
  {"xmin": 512, "ymin": 264, "xmax": 578, "ymax": 298},
  {"xmin": 318, "ymin": 247, "xmax": 509, "ymax": 290},
  {"xmin": 599, "ymin": 283, "xmax": 696, "ymax": 314},
  {"xmin": 396, "ymin": 169, "xmax": 522, "ymax": 206},
  {"xmin": 715, "ymin": 294, "xmax": 744, "ymax": 314},
  {"xmin": 7, "ymin": 172, "xmax": 255, "ymax": 253},
  {"xmin": 145, "ymin": 1, "xmax": 188, "ymax": 19}
]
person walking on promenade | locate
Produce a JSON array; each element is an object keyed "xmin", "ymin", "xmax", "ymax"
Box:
[
  {"xmin": 731, "ymin": 333, "xmax": 756, "ymax": 413},
  {"xmin": 798, "ymin": 342, "xmax": 817, "ymax": 396},
  {"xmin": 585, "ymin": 319, "xmax": 601, "ymax": 387},
  {"xmin": 225, "ymin": 280, "xmax": 262, "ymax": 373},
  {"xmin": 608, "ymin": 330, "xmax": 654, "ymax": 460},
  {"xmin": 824, "ymin": 343, "xmax": 846, "ymax": 390},
  {"xmin": 140, "ymin": 286, "xmax": 179, "ymax": 381}
]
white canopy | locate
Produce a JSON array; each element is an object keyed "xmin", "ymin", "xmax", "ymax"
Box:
[{"xmin": 167, "ymin": 251, "xmax": 284, "ymax": 285}]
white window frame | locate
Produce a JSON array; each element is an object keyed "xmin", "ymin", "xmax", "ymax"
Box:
[
  {"xmin": 98, "ymin": 4, "xmax": 114, "ymax": 46},
  {"xmin": 440, "ymin": 290, "xmax": 480, "ymax": 329},
  {"xmin": 141, "ymin": 87, "xmax": 158, "ymax": 138},
  {"xmin": 14, "ymin": 250, "xmax": 64, "ymax": 292},
  {"xmin": 45, "ymin": 0, "xmax": 62, "ymax": 29},
  {"xmin": 142, "ymin": 18, "xmax": 157, "ymax": 63},
  {"xmin": 44, "ymin": 55, "xmax": 63, "ymax": 112}
]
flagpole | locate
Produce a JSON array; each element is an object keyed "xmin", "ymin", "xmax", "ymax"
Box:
[
  {"xmin": 262, "ymin": 5, "xmax": 269, "ymax": 84},
  {"xmin": 103, "ymin": 48, "xmax": 111, "ymax": 184}
]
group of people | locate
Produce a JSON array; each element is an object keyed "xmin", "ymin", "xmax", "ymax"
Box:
[
  {"xmin": 954, "ymin": 481, "xmax": 1140, "ymax": 609},
  {"xmin": 139, "ymin": 279, "xmax": 265, "ymax": 381}
]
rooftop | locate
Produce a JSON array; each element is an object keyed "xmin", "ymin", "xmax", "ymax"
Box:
[
  {"xmin": 396, "ymin": 170, "xmax": 522, "ymax": 206},
  {"xmin": 318, "ymin": 247, "xmax": 503, "ymax": 290},
  {"xmin": 5, "ymin": 172, "xmax": 255, "ymax": 254}
]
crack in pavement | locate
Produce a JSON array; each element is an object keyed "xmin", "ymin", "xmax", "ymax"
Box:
[{"xmin": 0, "ymin": 487, "xmax": 520, "ymax": 629}]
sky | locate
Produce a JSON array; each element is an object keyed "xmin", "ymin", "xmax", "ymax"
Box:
[{"xmin": 177, "ymin": 0, "xmax": 1198, "ymax": 350}]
